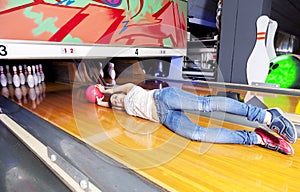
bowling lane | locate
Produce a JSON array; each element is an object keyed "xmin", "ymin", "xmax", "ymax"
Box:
[
  {"xmin": 0, "ymin": 117, "xmax": 72, "ymax": 192},
  {"xmin": 0, "ymin": 85, "xmax": 166, "ymax": 192},
  {"xmin": 1, "ymin": 83, "xmax": 82, "ymax": 139},
  {"xmin": 1, "ymin": 81, "xmax": 300, "ymax": 191}
]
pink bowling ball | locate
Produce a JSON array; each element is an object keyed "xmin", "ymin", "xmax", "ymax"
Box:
[{"xmin": 85, "ymin": 85, "xmax": 104, "ymax": 103}]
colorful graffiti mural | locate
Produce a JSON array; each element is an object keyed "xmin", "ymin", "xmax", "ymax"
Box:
[{"xmin": 0, "ymin": 0, "xmax": 187, "ymax": 48}]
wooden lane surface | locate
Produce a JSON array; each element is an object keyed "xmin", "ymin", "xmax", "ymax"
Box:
[{"xmin": 2, "ymin": 82, "xmax": 300, "ymax": 192}]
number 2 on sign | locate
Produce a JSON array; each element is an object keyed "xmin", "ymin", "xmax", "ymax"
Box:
[{"xmin": 0, "ymin": 45, "xmax": 8, "ymax": 56}]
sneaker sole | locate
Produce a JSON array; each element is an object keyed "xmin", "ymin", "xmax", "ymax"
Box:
[
  {"xmin": 278, "ymin": 141, "xmax": 294, "ymax": 155},
  {"xmin": 271, "ymin": 107, "xmax": 297, "ymax": 144},
  {"xmin": 285, "ymin": 142, "xmax": 294, "ymax": 155}
]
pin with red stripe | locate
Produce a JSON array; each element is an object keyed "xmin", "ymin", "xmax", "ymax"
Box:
[
  {"xmin": 257, "ymin": 32, "xmax": 266, "ymax": 40},
  {"xmin": 246, "ymin": 15, "xmax": 270, "ymax": 85}
]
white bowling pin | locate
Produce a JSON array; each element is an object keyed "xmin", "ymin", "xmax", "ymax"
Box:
[
  {"xmin": 99, "ymin": 61, "xmax": 104, "ymax": 78},
  {"xmin": 266, "ymin": 19, "xmax": 278, "ymax": 60},
  {"xmin": 154, "ymin": 60, "xmax": 164, "ymax": 77},
  {"xmin": 108, "ymin": 62, "xmax": 116, "ymax": 79},
  {"xmin": 108, "ymin": 62, "xmax": 116, "ymax": 81},
  {"xmin": 32, "ymin": 65, "xmax": 38, "ymax": 86},
  {"xmin": 12, "ymin": 66, "xmax": 21, "ymax": 88},
  {"xmin": 5, "ymin": 65, "xmax": 12, "ymax": 84},
  {"xmin": 36, "ymin": 65, "xmax": 41, "ymax": 84},
  {"xmin": 27, "ymin": 66, "xmax": 35, "ymax": 88},
  {"xmin": 246, "ymin": 15, "xmax": 270, "ymax": 85},
  {"xmin": 18, "ymin": 65, "xmax": 26, "ymax": 85},
  {"xmin": 108, "ymin": 62, "xmax": 116, "ymax": 85},
  {"xmin": 0, "ymin": 66, "xmax": 7, "ymax": 87},
  {"xmin": 39, "ymin": 64, "xmax": 45, "ymax": 82}
]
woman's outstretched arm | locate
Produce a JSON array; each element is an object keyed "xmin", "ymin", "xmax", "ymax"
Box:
[
  {"xmin": 95, "ymin": 83, "xmax": 136, "ymax": 108},
  {"xmin": 96, "ymin": 96, "xmax": 110, "ymax": 107},
  {"xmin": 112, "ymin": 83, "xmax": 135, "ymax": 93},
  {"xmin": 96, "ymin": 83, "xmax": 135, "ymax": 94}
]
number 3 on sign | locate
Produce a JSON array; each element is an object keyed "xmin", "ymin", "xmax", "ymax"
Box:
[{"xmin": 0, "ymin": 45, "xmax": 8, "ymax": 56}]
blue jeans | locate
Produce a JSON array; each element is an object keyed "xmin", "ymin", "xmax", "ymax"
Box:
[{"xmin": 153, "ymin": 87, "xmax": 266, "ymax": 145}]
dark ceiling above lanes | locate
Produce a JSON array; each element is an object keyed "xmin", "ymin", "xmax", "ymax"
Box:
[
  {"xmin": 188, "ymin": 0, "xmax": 218, "ymax": 26},
  {"xmin": 271, "ymin": 0, "xmax": 300, "ymax": 37},
  {"xmin": 188, "ymin": 0, "xmax": 300, "ymax": 38}
]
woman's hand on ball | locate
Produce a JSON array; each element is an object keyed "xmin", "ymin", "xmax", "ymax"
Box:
[{"xmin": 95, "ymin": 84, "xmax": 105, "ymax": 93}]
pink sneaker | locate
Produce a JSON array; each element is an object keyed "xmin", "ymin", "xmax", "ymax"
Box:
[{"xmin": 255, "ymin": 127, "xmax": 294, "ymax": 155}]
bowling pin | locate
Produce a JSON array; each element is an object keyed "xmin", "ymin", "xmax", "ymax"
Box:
[
  {"xmin": 266, "ymin": 19, "xmax": 278, "ymax": 60},
  {"xmin": 108, "ymin": 62, "xmax": 116, "ymax": 85},
  {"xmin": 12, "ymin": 66, "xmax": 21, "ymax": 88},
  {"xmin": 108, "ymin": 62, "xmax": 116, "ymax": 79},
  {"xmin": 0, "ymin": 66, "xmax": 7, "ymax": 87},
  {"xmin": 36, "ymin": 65, "xmax": 41, "ymax": 84},
  {"xmin": 27, "ymin": 66, "xmax": 35, "ymax": 88},
  {"xmin": 32, "ymin": 65, "xmax": 38, "ymax": 86},
  {"xmin": 154, "ymin": 60, "xmax": 164, "ymax": 77},
  {"xmin": 99, "ymin": 61, "xmax": 104, "ymax": 78},
  {"xmin": 18, "ymin": 65, "xmax": 26, "ymax": 85},
  {"xmin": 39, "ymin": 64, "xmax": 45, "ymax": 82},
  {"xmin": 246, "ymin": 15, "xmax": 270, "ymax": 85},
  {"xmin": 6, "ymin": 65, "xmax": 12, "ymax": 84}
]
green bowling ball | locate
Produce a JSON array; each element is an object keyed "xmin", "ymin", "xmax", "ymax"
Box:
[{"xmin": 265, "ymin": 54, "xmax": 300, "ymax": 88}]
